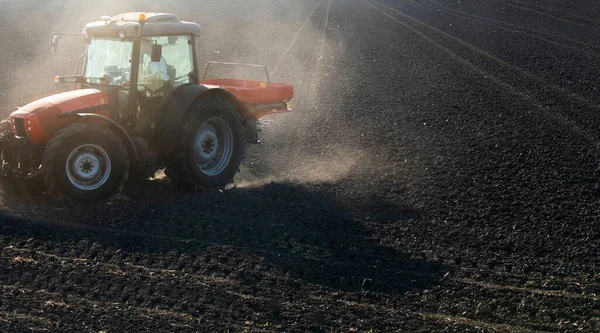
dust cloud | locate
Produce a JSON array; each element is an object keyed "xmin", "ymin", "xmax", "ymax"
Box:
[
  {"xmin": 212, "ymin": 0, "xmax": 377, "ymax": 189},
  {"xmin": 236, "ymin": 146, "xmax": 365, "ymax": 188}
]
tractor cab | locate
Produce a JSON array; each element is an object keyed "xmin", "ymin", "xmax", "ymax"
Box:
[{"xmin": 69, "ymin": 13, "xmax": 201, "ymax": 133}]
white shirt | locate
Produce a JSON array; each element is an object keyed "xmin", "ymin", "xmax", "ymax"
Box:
[{"xmin": 141, "ymin": 54, "xmax": 170, "ymax": 81}]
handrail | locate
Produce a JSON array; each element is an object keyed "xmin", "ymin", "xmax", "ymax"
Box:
[
  {"xmin": 202, "ymin": 61, "xmax": 272, "ymax": 87},
  {"xmin": 49, "ymin": 32, "xmax": 82, "ymax": 52},
  {"xmin": 74, "ymin": 52, "xmax": 87, "ymax": 90}
]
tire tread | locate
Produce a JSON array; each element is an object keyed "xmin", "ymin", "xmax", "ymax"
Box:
[
  {"xmin": 166, "ymin": 95, "xmax": 245, "ymax": 192},
  {"xmin": 42, "ymin": 123, "xmax": 129, "ymax": 199}
]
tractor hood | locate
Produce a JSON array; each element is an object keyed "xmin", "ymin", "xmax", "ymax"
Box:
[
  {"xmin": 15, "ymin": 89, "xmax": 108, "ymax": 115},
  {"xmin": 9, "ymin": 89, "xmax": 110, "ymax": 144}
]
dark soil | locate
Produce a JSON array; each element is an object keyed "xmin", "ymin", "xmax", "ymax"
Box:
[{"xmin": 1, "ymin": 0, "xmax": 599, "ymax": 331}]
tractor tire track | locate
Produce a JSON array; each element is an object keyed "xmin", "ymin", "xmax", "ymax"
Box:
[
  {"xmin": 457, "ymin": 278, "xmax": 600, "ymax": 302},
  {"xmin": 371, "ymin": 0, "xmax": 600, "ymax": 112},
  {"xmin": 420, "ymin": 279, "xmax": 600, "ymax": 331},
  {"xmin": 271, "ymin": 0, "xmax": 324, "ymax": 76},
  {"xmin": 421, "ymin": 312, "xmax": 549, "ymax": 333},
  {"xmin": 422, "ymin": 0, "xmax": 600, "ymax": 57},
  {"xmin": 307, "ymin": 0, "xmax": 331, "ymax": 97},
  {"xmin": 198, "ymin": 0, "xmax": 320, "ymax": 80},
  {"xmin": 491, "ymin": 0, "xmax": 591, "ymax": 28},
  {"xmin": 498, "ymin": 0, "xmax": 600, "ymax": 26},
  {"xmin": 198, "ymin": 0, "xmax": 289, "ymax": 36},
  {"xmin": 366, "ymin": 0, "xmax": 600, "ymax": 151}
]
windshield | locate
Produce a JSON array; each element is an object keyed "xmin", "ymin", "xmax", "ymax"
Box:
[{"xmin": 85, "ymin": 38, "xmax": 133, "ymax": 86}]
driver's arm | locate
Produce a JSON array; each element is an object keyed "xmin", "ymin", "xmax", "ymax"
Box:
[
  {"xmin": 141, "ymin": 71, "xmax": 166, "ymax": 90},
  {"xmin": 140, "ymin": 58, "xmax": 169, "ymax": 90}
]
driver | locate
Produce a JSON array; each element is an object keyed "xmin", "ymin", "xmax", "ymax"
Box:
[
  {"xmin": 139, "ymin": 39, "xmax": 170, "ymax": 92},
  {"xmin": 135, "ymin": 39, "xmax": 170, "ymax": 132}
]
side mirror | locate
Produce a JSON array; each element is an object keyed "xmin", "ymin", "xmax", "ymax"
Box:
[
  {"xmin": 50, "ymin": 35, "xmax": 59, "ymax": 53},
  {"xmin": 151, "ymin": 44, "xmax": 162, "ymax": 62}
]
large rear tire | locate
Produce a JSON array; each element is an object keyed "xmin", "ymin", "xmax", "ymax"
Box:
[
  {"xmin": 166, "ymin": 96, "xmax": 245, "ymax": 191},
  {"xmin": 42, "ymin": 123, "xmax": 129, "ymax": 201}
]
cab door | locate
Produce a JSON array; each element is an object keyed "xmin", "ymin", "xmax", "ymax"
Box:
[
  {"xmin": 83, "ymin": 37, "xmax": 135, "ymax": 120},
  {"xmin": 135, "ymin": 35, "xmax": 196, "ymax": 132}
]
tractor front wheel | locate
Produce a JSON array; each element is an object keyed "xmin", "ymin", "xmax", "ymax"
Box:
[
  {"xmin": 167, "ymin": 96, "xmax": 245, "ymax": 191},
  {"xmin": 42, "ymin": 123, "xmax": 129, "ymax": 201}
]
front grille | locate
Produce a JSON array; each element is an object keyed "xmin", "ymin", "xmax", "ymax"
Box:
[{"xmin": 13, "ymin": 118, "xmax": 26, "ymax": 137}]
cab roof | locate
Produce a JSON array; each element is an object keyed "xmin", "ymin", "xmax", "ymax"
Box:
[{"xmin": 83, "ymin": 12, "xmax": 202, "ymax": 38}]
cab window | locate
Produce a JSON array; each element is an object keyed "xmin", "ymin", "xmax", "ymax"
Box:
[{"xmin": 139, "ymin": 35, "xmax": 194, "ymax": 87}]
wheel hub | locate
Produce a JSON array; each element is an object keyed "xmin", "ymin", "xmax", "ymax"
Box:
[
  {"xmin": 193, "ymin": 118, "xmax": 233, "ymax": 176},
  {"xmin": 194, "ymin": 125, "xmax": 219, "ymax": 166},
  {"xmin": 72, "ymin": 151, "xmax": 103, "ymax": 181},
  {"xmin": 81, "ymin": 160, "xmax": 93, "ymax": 173},
  {"xmin": 65, "ymin": 144, "xmax": 111, "ymax": 190}
]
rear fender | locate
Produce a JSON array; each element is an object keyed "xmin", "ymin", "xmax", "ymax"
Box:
[{"xmin": 156, "ymin": 84, "xmax": 252, "ymax": 154}]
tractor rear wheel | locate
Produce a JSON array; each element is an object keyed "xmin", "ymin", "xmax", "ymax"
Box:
[
  {"xmin": 42, "ymin": 123, "xmax": 129, "ymax": 201},
  {"xmin": 166, "ymin": 96, "xmax": 245, "ymax": 191}
]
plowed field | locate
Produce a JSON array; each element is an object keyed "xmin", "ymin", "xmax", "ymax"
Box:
[{"xmin": 1, "ymin": 0, "xmax": 599, "ymax": 331}]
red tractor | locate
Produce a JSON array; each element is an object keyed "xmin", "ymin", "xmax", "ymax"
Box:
[{"xmin": 0, "ymin": 12, "xmax": 293, "ymax": 201}]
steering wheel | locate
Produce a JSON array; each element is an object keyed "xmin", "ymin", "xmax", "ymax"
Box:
[
  {"xmin": 103, "ymin": 67, "xmax": 130, "ymax": 86},
  {"xmin": 137, "ymin": 83, "xmax": 156, "ymax": 97}
]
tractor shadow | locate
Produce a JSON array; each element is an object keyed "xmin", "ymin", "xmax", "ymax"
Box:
[{"xmin": 0, "ymin": 178, "xmax": 445, "ymax": 294}]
